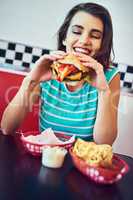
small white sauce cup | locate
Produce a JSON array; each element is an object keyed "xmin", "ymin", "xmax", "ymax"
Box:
[{"xmin": 42, "ymin": 146, "xmax": 67, "ymax": 168}]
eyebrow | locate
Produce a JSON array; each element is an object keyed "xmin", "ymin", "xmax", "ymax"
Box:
[
  {"xmin": 72, "ymin": 25, "xmax": 103, "ymax": 34},
  {"xmin": 72, "ymin": 25, "xmax": 83, "ymax": 29}
]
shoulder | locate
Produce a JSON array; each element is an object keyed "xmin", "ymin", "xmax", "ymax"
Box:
[{"xmin": 104, "ymin": 66, "xmax": 119, "ymax": 84}]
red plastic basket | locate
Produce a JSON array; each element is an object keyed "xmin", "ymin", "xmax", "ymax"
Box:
[
  {"xmin": 20, "ymin": 131, "xmax": 75, "ymax": 156},
  {"xmin": 69, "ymin": 148, "xmax": 129, "ymax": 184}
]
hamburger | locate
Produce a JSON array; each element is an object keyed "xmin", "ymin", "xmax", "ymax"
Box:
[{"xmin": 51, "ymin": 54, "xmax": 93, "ymax": 85}]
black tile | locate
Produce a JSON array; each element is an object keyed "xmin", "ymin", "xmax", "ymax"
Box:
[
  {"xmin": 22, "ymin": 62, "xmax": 30, "ymax": 68},
  {"xmin": 15, "ymin": 52, "xmax": 23, "ymax": 60},
  {"xmin": 32, "ymin": 55, "xmax": 40, "ymax": 63},
  {"xmin": 123, "ymin": 82, "xmax": 132, "ymax": 88},
  {"xmin": 5, "ymin": 59, "xmax": 13, "ymax": 64},
  {"xmin": 25, "ymin": 46, "xmax": 32, "ymax": 53},
  {"xmin": 120, "ymin": 72, "xmax": 125, "ymax": 80},
  {"xmin": 8, "ymin": 42, "xmax": 16, "ymax": 50},
  {"xmin": 127, "ymin": 66, "xmax": 133, "ymax": 73},
  {"xmin": 0, "ymin": 49, "xmax": 6, "ymax": 57},
  {"xmin": 42, "ymin": 49, "xmax": 50, "ymax": 55}
]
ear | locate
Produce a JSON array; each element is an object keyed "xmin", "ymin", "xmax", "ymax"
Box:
[{"xmin": 63, "ymin": 40, "xmax": 66, "ymax": 46}]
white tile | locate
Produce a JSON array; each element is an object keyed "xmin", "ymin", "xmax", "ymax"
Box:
[
  {"xmin": 118, "ymin": 63, "xmax": 127, "ymax": 73},
  {"xmin": 6, "ymin": 50, "xmax": 15, "ymax": 60},
  {"xmin": 0, "ymin": 40, "xmax": 8, "ymax": 49},
  {"xmin": 23, "ymin": 53, "xmax": 32, "ymax": 63},
  {"xmin": 30, "ymin": 63, "xmax": 35, "ymax": 69},
  {"xmin": 120, "ymin": 80, "xmax": 124, "ymax": 87},
  {"xmin": 13, "ymin": 60, "xmax": 22, "ymax": 66},
  {"xmin": 15, "ymin": 44, "xmax": 25, "ymax": 52},
  {"xmin": 32, "ymin": 47, "xmax": 42, "ymax": 56},
  {"xmin": 0, "ymin": 57, "xmax": 5, "ymax": 63},
  {"xmin": 124, "ymin": 73, "xmax": 133, "ymax": 82}
]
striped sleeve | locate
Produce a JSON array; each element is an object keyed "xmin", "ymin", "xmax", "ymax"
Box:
[{"xmin": 105, "ymin": 66, "xmax": 119, "ymax": 83}]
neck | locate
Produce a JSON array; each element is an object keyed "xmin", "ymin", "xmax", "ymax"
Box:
[{"xmin": 66, "ymin": 80, "xmax": 84, "ymax": 92}]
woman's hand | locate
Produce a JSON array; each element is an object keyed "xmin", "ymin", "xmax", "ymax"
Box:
[
  {"xmin": 29, "ymin": 50, "xmax": 67, "ymax": 83},
  {"xmin": 73, "ymin": 52, "xmax": 109, "ymax": 91}
]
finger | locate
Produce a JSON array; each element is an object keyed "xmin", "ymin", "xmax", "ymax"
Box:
[
  {"xmin": 73, "ymin": 52, "xmax": 93, "ymax": 62},
  {"xmin": 82, "ymin": 62, "xmax": 96, "ymax": 70},
  {"xmin": 77, "ymin": 56, "xmax": 95, "ymax": 63},
  {"xmin": 40, "ymin": 54, "xmax": 63, "ymax": 61},
  {"xmin": 82, "ymin": 62, "xmax": 103, "ymax": 74},
  {"xmin": 35, "ymin": 55, "xmax": 58, "ymax": 67},
  {"xmin": 49, "ymin": 51, "xmax": 68, "ymax": 61},
  {"xmin": 50, "ymin": 50, "xmax": 67, "ymax": 56}
]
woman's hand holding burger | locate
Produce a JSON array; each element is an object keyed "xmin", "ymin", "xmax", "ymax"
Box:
[
  {"xmin": 28, "ymin": 50, "xmax": 110, "ymax": 92},
  {"xmin": 29, "ymin": 51, "xmax": 67, "ymax": 83},
  {"xmin": 73, "ymin": 52, "xmax": 110, "ymax": 92}
]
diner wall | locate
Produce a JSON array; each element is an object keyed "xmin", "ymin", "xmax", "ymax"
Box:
[
  {"xmin": 0, "ymin": 39, "xmax": 133, "ymax": 90},
  {"xmin": 0, "ymin": 39, "xmax": 50, "ymax": 69},
  {"xmin": 113, "ymin": 93, "xmax": 133, "ymax": 157},
  {"xmin": 0, "ymin": 0, "xmax": 133, "ymax": 65}
]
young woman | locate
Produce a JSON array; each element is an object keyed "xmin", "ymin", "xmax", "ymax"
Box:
[{"xmin": 1, "ymin": 3, "xmax": 120, "ymax": 145}]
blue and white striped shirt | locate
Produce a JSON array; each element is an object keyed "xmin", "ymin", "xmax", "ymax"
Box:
[{"xmin": 39, "ymin": 67, "xmax": 119, "ymax": 141}]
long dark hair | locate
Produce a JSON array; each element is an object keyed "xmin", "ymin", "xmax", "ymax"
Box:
[{"xmin": 57, "ymin": 3, "xmax": 114, "ymax": 69}]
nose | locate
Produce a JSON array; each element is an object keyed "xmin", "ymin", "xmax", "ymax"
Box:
[{"xmin": 79, "ymin": 33, "xmax": 91, "ymax": 45}]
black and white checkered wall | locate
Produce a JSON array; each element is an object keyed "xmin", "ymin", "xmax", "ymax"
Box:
[
  {"xmin": 115, "ymin": 63, "xmax": 133, "ymax": 89},
  {"xmin": 0, "ymin": 39, "xmax": 133, "ymax": 89},
  {"xmin": 0, "ymin": 39, "xmax": 50, "ymax": 69}
]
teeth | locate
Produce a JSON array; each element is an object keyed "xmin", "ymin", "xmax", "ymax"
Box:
[{"xmin": 74, "ymin": 47, "xmax": 91, "ymax": 55}]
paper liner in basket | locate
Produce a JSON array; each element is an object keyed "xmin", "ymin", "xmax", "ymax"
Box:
[{"xmin": 22, "ymin": 128, "xmax": 75, "ymax": 145}]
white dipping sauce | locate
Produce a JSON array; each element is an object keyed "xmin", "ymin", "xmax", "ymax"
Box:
[{"xmin": 42, "ymin": 146, "xmax": 67, "ymax": 168}]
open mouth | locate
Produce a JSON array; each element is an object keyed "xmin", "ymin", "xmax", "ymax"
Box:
[{"xmin": 73, "ymin": 47, "xmax": 92, "ymax": 56}]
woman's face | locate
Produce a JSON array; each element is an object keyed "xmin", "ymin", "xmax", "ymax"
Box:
[{"xmin": 64, "ymin": 11, "xmax": 103, "ymax": 57}]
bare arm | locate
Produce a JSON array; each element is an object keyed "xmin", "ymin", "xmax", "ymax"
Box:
[{"xmin": 93, "ymin": 73, "xmax": 120, "ymax": 145}]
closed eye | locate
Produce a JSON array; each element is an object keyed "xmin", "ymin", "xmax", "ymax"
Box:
[
  {"xmin": 72, "ymin": 30, "xmax": 81, "ymax": 35},
  {"xmin": 71, "ymin": 25, "xmax": 83, "ymax": 35},
  {"xmin": 91, "ymin": 35, "xmax": 101, "ymax": 39},
  {"xmin": 90, "ymin": 30, "xmax": 103, "ymax": 39}
]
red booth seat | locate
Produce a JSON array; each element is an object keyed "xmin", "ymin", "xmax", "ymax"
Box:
[{"xmin": 0, "ymin": 69, "xmax": 39, "ymax": 133}]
